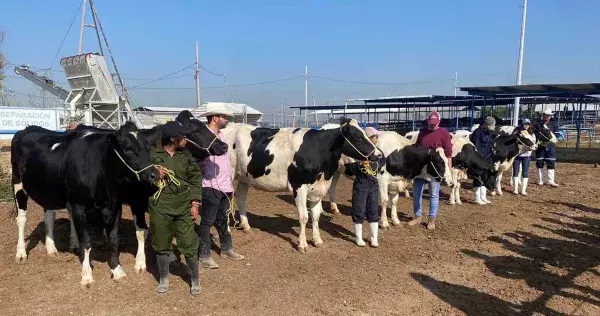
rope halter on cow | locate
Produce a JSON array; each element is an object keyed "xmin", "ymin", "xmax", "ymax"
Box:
[
  {"xmin": 113, "ymin": 148, "xmax": 156, "ymax": 181},
  {"xmin": 338, "ymin": 123, "xmax": 377, "ymax": 159},
  {"xmin": 186, "ymin": 136, "xmax": 218, "ymax": 154},
  {"xmin": 427, "ymin": 149, "xmax": 445, "ymax": 181}
]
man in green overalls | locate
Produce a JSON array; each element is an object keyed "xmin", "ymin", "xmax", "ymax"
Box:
[{"xmin": 149, "ymin": 121, "xmax": 202, "ymax": 295}]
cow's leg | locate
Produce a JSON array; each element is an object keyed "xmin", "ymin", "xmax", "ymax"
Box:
[
  {"xmin": 106, "ymin": 207, "xmax": 126, "ymax": 281},
  {"xmin": 404, "ymin": 189, "xmax": 411, "ymax": 198},
  {"xmin": 455, "ymin": 182, "xmax": 463, "ymax": 205},
  {"xmin": 390, "ymin": 192, "xmax": 401, "ymax": 226},
  {"xmin": 308, "ymin": 200, "xmax": 324, "ymax": 247},
  {"xmin": 294, "ymin": 187, "xmax": 310, "ymax": 253},
  {"xmin": 449, "ymin": 170, "xmax": 457, "ymax": 205},
  {"xmin": 235, "ymin": 182, "xmax": 252, "ymax": 232},
  {"xmin": 132, "ymin": 203, "xmax": 148, "ymax": 274},
  {"xmin": 379, "ymin": 182, "xmax": 390, "ymax": 229},
  {"xmin": 493, "ymin": 171, "xmax": 504, "ymax": 196},
  {"xmin": 68, "ymin": 212, "xmax": 80, "ymax": 253},
  {"xmin": 70, "ymin": 204, "xmax": 94, "ymax": 286},
  {"xmin": 43, "ymin": 210, "xmax": 59, "ymax": 256},
  {"xmin": 14, "ymin": 181, "xmax": 28, "ymax": 263},
  {"xmin": 328, "ymin": 172, "xmax": 341, "ymax": 214}
]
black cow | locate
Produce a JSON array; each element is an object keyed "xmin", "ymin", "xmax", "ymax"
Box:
[
  {"xmin": 11, "ymin": 124, "xmax": 159, "ymax": 285},
  {"xmin": 489, "ymin": 131, "xmax": 536, "ymax": 196},
  {"xmin": 449, "ymin": 137, "xmax": 498, "ymax": 204},
  {"xmin": 41, "ymin": 111, "xmax": 228, "ymax": 274}
]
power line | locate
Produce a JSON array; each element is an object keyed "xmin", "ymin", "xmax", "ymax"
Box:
[
  {"xmin": 310, "ymin": 75, "xmax": 454, "ymax": 86},
  {"xmin": 129, "ymin": 74, "xmax": 304, "ymax": 90},
  {"xmin": 199, "ymin": 65, "xmax": 223, "ymax": 77},
  {"xmin": 129, "ymin": 64, "xmax": 194, "ymax": 88},
  {"xmin": 48, "ymin": 0, "xmax": 84, "ymax": 70},
  {"xmin": 5, "ymin": 89, "xmax": 61, "ymax": 99}
]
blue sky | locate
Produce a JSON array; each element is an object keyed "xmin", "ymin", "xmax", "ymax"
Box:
[{"xmin": 1, "ymin": 0, "xmax": 598, "ymax": 114}]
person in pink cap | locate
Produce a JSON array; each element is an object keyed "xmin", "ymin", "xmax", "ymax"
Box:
[
  {"xmin": 409, "ymin": 111, "xmax": 452, "ymax": 230},
  {"xmin": 344, "ymin": 126, "xmax": 385, "ymax": 247}
]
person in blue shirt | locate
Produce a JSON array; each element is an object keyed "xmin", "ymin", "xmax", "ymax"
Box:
[
  {"xmin": 535, "ymin": 108, "xmax": 560, "ymax": 187},
  {"xmin": 469, "ymin": 116, "xmax": 496, "ymax": 205}
]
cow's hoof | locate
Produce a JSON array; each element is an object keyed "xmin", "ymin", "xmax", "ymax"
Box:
[
  {"xmin": 47, "ymin": 250, "xmax": 58, "ymax": 257},
  {"xmin": 314, "ymin": 240, "xmax": 324, "ymax": 248},
  {"xmin": 380, "ymin": 223, "xmax": 390, "ymax": 230},
  {"xmin": 111, "ymin": 266, "xmax": 127, "ymax": 281},
  {"xmin": 491, "ymin": 191, "xmax": 497, "ymax": 196},
  {"xmin": 297, "ymin": 246, "xmax": 308, "ymax": 253},
  {"xmin": 80, "ymin": 271, "xmax": 94, "ymax": 287},
  {"xmin": 449, "ymin": 201, "xmax": 456, "ymax": 205},
  {"xmin": 242, "ymin": 227, "xmax": 252, "ymax": 234},
  {"xmin": 15, "ymin": 253, "xmax": 27, "ymax": 264},
  {"xmin": 391, "ymin": 220, "xmax": 401, "ymax": 226},
  {"xmin": 134, "ymin": 261, "xmax": 147, "ymax": 274},
  {"xmin": 457, "ymin": 200, "xmax": 463, "ymax": 205}
]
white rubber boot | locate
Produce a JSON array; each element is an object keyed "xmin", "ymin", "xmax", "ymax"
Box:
[
  {"xmin": 474, "ymin": 187, "xmax": 485, "ymax": 205},
  {"xmin": 481, "ymin": 187, "xmax": 492, "ymax": 204},
  {"xmin": 537, "ymin": 168, "xmax": 544, "ymax": 185},
  {"xmin": 512, "ymin": 177, "xmax": 519, "ymax": 194},
  {"xmin": 354, "ymin": 224, "xmax": 366, "ymax": 247},
  {"xmin": 521, "ymin": 178, "xmax": 529, "ymax": 195},
  {"xmin": 547, "ymin": 169, "xmax": 559, "ymax": 187},
  {"xmin": 369, "ymin": 222, "xmax": 379, "ymax": 248}
]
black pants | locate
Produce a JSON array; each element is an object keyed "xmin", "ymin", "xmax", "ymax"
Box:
[
  {"xmin": 199, "ymin": 187, "xmax": 233, "ymax": 258},
  {"xmin": 535, "ymin": 145, "xmax": 556, "ymax": 169},
  {"xmin": 351, "ymin": 177, "xmax": 380, "ymax": 224}
]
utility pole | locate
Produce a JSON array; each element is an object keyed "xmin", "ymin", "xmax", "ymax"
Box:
[
  {"xmin": 78, "ymin": 0, "xmax": 87, "ymax": 54},
  {"xmin": 454, "ymin": 72, "xmax": 459, "ymax": 97},
  {"xmin": 513, "ymin": 0, "xmax": 528, "ymax": 126},
  {"xmin": 304, "ymin": 65, "xmax": 308, "ymax": 127},
  {"xmin": 223, "ymin": 74, "xmax": 227, "ymax": 103},
  {"xmin": 195, "ymin": 41, "xmax": 200, "ymax": 108},
  {"xmin": 313, "ymin": 93, "xmax": 318, "ymax": 126}
]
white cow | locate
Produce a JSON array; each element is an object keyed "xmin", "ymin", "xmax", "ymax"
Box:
[{"xmin": 221, "ymin": 118, "xmax": 382, "ymax": 253}]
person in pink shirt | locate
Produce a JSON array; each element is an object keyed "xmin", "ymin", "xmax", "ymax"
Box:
[{"xmin": 198, "ymin": 105, "xmax": 244, "ymax": 269}]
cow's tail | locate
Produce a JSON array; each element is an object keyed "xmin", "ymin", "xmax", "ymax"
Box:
[{"xmin": 8, "ymin": 139, "xmax": 22, "ymax": 220}]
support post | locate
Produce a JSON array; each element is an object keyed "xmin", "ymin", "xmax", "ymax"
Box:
[
  {"xmin": 513, "ymin": 0, "xmax": 528, "ymax": 126},
  {"xmin": 195, "ymin": 41, "xmax": 200, "ymax": 108}
]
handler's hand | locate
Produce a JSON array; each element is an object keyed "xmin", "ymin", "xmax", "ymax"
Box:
[
  {"xmin": 191, "ymin": 205, "xmax": 200, "ymax": 221},
  {"xmin": 154, "ymin": 166, "xmax": 168, "ymax": 180}
]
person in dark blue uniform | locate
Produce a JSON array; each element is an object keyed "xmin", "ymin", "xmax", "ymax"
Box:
[
  {"xmin": 469, "ymin": 116, "xmax": 496, "ymax": 205},
  {"xmin": 344, "ymin": 127, "xmax": 385, "ymax": 247},
  {"xmin": 535, "ymin": 108, "xmax": 560, "ymax": 187}
]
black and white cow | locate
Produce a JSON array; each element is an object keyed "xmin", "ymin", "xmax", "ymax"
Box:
[
  {"xmin": 11, "ymin": 124, "xmax": 160, "ymax": 285},
  {"xmin": 326, "ymin": 130, "xmax": 452, "ymax": 229},
  {"xmin": 449, "ymin": 137, "xmax": 498, "ymax": 205},
  {"xmin": 39, "ymin": 111, "xmax": 227, "ymax": 274},
  {"xmin": 221, "ymin": 118, "xmax": 381, "ymax": 252},
  {"xmin": 488, "ymin": 131, "xmax": 536, "ymax": 196}
]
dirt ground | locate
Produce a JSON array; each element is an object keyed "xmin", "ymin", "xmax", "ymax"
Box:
[{"xmin": 0, "ymin": 163, "xmax": 598, "ymax": 316}]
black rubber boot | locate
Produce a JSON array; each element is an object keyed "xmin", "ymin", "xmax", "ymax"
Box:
[
  {"xmin": 156, "ymin": 254, "xmax": 170, "ymax": 293},
  {"xmin": 186, "ymin": 255, "xmax": 201, "ymax": 295}
]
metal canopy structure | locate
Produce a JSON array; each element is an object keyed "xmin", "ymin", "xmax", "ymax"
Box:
[{"xmin": 460, "ymin": 83, "xmax": 600, "ymax": 98}]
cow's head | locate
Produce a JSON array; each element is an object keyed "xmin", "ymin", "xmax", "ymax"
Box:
[
  {"xmin": 516, "ymin": 129, "xmax": 538, "ymax": 151},
  {"xmin": 109, "ymin": 125, "xmax": 159, "ymax": 183},
  {"xmin": 338, "ymin": 117, "xmax": 382, "ymax": 161},
  {"xmin": 534, "ymin": 124, "xmax": 558, "ymax": 145},
  {"xmin": 176, "ymin": 110, "xmax": 228, "ymax": 160},
  {"xmin": 420, "ymin": 148, "xmax": 452, "ymax": 187}
]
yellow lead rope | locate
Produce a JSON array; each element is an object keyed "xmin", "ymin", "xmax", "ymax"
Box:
[
  {"xmin": 360, "ymin": 161, "xmax": 379, "ymax": 176},
  {"xmin": 153, "ymin": 165, "xmax": 181, "ymax": 200}
]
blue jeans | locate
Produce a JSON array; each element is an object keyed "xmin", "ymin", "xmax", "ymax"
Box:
[
  {"xmin": 512, "ymin": 156, "xmax": 531, "ymax": 177},
  {"xmin": 412, "ymin": 178, "xmax": 440, "ymax": 219}
]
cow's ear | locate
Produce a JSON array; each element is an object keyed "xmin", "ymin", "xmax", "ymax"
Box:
[{"xmin": 339, "ymin": 116, "xmax": 351, "ymax": 125}]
